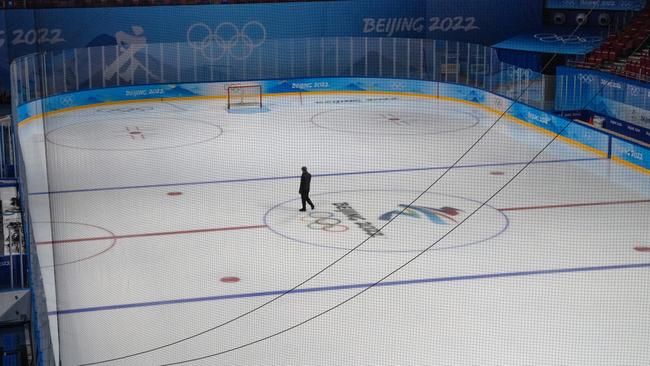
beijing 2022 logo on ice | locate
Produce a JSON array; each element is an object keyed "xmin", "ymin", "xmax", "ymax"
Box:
[
  {"xmin": 264, "ymin": 189, "xmax": 509, "ymax": 253},
  {"xmin": 187, "ymin": 21, "xmax": 267, "ymax": 62},
  {"xmin": 379, "ymin": 205, "xmax": 462, "ymax": 225}
]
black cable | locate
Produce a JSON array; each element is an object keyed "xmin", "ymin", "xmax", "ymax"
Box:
[{"xmin": 82, "ymin": 2, "xmax": 623, "ymax": 364}]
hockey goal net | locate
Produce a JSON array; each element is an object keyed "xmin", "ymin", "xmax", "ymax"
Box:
[{"xmin": 227, "ymin": 84, "xmax": 262, "ymax": 109}]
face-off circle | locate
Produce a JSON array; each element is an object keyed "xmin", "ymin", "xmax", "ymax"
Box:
[
  {"xmin": 310, "ymin": 102, "xmax": 480, "ymax": 136},
  {"xmin": 33, "ymin": 221, "xmax": 117, "ymax": 267},
  {"xmin": 264, "ymin": 189, "xmax": 508, "ymax": 253},
  {"xmin": 45, "ymin": 115, "xmax": 223, "ymax": 151}
]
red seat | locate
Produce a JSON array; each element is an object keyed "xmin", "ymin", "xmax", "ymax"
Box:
[
  {"xmin": 626, "ymin": 62, "xmax": 641, "ymax": 74},
  {"xmin": 608, "ymin": 50, "xmax": 617, "ymax": 61}
]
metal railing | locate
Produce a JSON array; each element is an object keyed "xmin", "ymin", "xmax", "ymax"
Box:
[{"xmin": 10, "ymin": 37, "xmax": 555, "ymax": 111}]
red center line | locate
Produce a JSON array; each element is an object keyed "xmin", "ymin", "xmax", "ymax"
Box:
[
  {"xmin": 499, "ymin": 198, "xmax": 650, "ymax": 212},
  {"xmin": 36, "ymin": 224, "xmax": 268, "ymax": 245},
  {"xmin": 35, "ymin": 199, "xmax": 650, "ymax": 245}
]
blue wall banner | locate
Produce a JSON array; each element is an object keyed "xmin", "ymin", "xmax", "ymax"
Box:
[
  {"xmin": 545, "ymin": 0, "xmax": 647, "ymax": 10},
  {"xmin": 2, "ymin": 0, "xmax": 542, "ymax": 60},
  {"xmin": 0, "ymin": 1, "xmax": 543, "ymax": 102}
]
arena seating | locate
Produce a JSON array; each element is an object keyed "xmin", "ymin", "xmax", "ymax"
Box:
[{"xmin": 571, "ymin": 6, "xmax": 650, "ymax": 81}]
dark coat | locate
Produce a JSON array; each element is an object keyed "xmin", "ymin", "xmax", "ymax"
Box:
[{"xmin": 299, "ymin": 172, "xmax": 311, "ymax": 194}]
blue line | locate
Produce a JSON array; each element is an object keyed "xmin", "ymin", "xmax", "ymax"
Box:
[
  {"xmin": 31, "ymin": 157, "xmax": 601, "ymax": 196},
  {"xmin": 49, "ymin": 261, "xmax": 650, "ymax": 316}
]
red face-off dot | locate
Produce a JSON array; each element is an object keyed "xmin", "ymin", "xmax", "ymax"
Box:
[
  {"xmin": 220, "ymin": 277, "xmax": 240, "ymax": 283},
  {"xmin": 634, "ymin": 246, "xmax": 650, "ymax": 252},
  {"xmin": 167, "ymin": 192, "xmax": 183, "ymax": 196},
  {"xmin": 490, "ymin": 171, "xmax": 505, "ymax": 175}
]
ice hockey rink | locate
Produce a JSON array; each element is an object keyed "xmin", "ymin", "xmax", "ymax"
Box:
[{"xmin": 19, "ymin": 93, "xmax": 650, "ymax": 365}]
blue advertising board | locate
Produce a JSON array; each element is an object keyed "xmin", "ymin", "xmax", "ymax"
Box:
[
  {"xmin": 556, "ymin": 108, "xmax": 650, "ymax": 145},
  {"xmin": 604, "ymin": 115, "xmax": 650, "ymax": 144},
  {"xmin": 611, "ymin": 137, "xmax": 650, "ymax": 173},
  {"xmin": 556, "ymin": 66, "xmax": 650, "ymax": 140}
]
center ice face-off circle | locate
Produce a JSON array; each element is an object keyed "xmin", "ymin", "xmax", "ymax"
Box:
[
  {"xmin": 265, "ymin": 190, "xmax": 508, "ymax": 253},
  {"xmin": 311, "ymin": 102, "xmax": 480, "ymax": 135}
]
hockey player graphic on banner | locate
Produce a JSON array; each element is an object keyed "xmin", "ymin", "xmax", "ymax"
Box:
[{"xmin": 105, "ymin": 25, "xmax": 160, "ymax": 84}]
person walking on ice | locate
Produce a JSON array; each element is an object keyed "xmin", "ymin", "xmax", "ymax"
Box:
[{"xmin": 299, "ymin": 166, "xmax": 315, "ymax": 211}]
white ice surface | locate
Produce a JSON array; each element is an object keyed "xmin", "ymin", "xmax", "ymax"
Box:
[{"xmin": 17, "ymin": 94, "xmax": 650, "ymax": 365}]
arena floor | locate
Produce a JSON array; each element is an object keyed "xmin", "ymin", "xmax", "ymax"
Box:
[{"xmin": 19, "ymin": 93, "xmax": 650, "ymax": 365}]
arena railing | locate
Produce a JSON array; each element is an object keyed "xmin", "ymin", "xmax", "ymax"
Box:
[{"xmin": 10, "ymin": 37, "xmax": 553, "ymax": 111}]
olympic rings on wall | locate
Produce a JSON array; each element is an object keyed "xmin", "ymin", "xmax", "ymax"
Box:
[
  {"xmin": 59, "ymin": 96, "xmax": 75, "ymax": 106},
  {"xmin": 534, "ymin": 33, "xmax": 602, "ymax": 44},
  {"xmin": 577, "ymin": 74, "xmax": 595, "ymax": 83},
  {"xmin": 186, "ymin": 21, "xmax": 267, "ymax": 62}
]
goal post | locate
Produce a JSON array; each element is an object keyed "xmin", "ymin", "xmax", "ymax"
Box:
[{"xmin": 227, "ymin": 84, "xmax": 262, "ymax": 110}]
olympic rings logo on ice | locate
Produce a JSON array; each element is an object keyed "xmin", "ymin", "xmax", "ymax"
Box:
[
  {"xmin": 301, "ymin": 212, "xmax": 348, "ymax": 233},
  {"xmin": 186, "ymin": 21, "xmax": 266, "ymax": 62},
  {"xmin": 534, "ymin": 33, "xmax": 602, "ymax": 44},
  {"xmin": 577, "ymin": 74, "xmax": 594, "ymax": 83}
]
